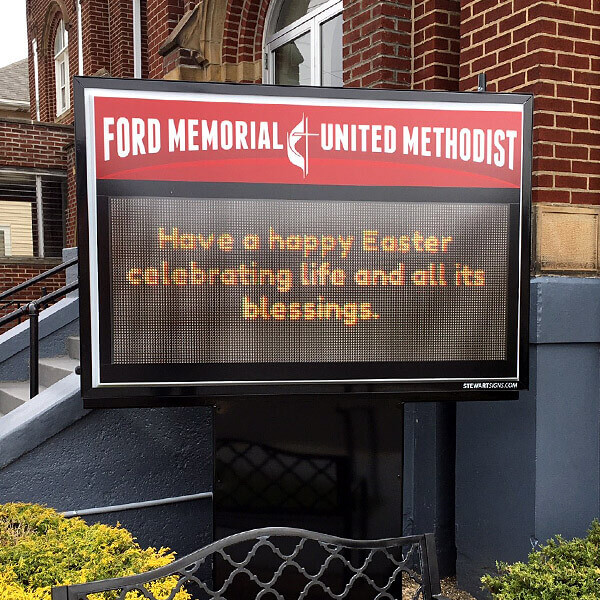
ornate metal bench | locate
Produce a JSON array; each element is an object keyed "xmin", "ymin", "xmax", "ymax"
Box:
[{"xmin": 51, "ymin": 527, "xmax": 450, "ymax": 600}]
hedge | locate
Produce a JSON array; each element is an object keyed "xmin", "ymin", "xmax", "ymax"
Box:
[
  {"xmin": 482, "ymin": 520, "xmax": 600, "ymax": 600},
  {"xmin": 0, "ymin": 503, "xmax": 190, "ymax": 600}
]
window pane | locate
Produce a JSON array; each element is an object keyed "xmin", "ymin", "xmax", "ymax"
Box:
[
  {"xmin": 274, "ymin": 32, "xmax": 312, "ymax": 86},
  {"xmin": 0, "ymin": 202, "xmax": 33, "ymax": 257},
  {"xmin": 41, "ymin": 177, "xmax": 66, "ymax": 258},
  {"xmin": 276, "ymin": 0, "xmax": 329, "ymax": 31},
  {"xmin": 0, "ymin": 230, "xmax": 5, "ymax": 257},
  {"xmin": 320, "ymin": 14, "xmax": 343, "ymax": 86},
  {"xmin": 0, "ymin": 174, "xmax": 36, "ymax": 257},
  {"xmin": 54, "ymin": 21, "xmax": 64, "ymax": 55}
]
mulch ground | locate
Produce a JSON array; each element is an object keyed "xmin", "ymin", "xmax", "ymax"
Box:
[
  {"xmin": 439, "ymin": 578, "xmax": 478, "ymax": 600},
  {"xmin": 403, "ymin": 576, "xmax": 478, "ymax": 599}
]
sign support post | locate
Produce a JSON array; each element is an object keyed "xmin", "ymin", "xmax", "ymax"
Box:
[{"xmin": 399, "ymin": 401, "xmax": 405, "ymax": 536}]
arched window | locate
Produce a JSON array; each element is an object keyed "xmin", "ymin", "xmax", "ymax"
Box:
[
  {"xmin": 54, "ymin": 19, "xmax": 70, "ymax": 116},
  {"xmin": 264, "ymin": 0, "xmax": 343, "ymax": 86}
]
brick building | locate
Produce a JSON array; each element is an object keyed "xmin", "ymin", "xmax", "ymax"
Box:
[
  {"xmin": 1, "ymin": 0, "xmax": 599, "ymax": 597},
  {"xmin": 0, "ymin": 58, "xmax": 71, "ymax": 327},
  {"xmin": 6, "ymin": 0, "xmax": 598, "ymax": 280}
]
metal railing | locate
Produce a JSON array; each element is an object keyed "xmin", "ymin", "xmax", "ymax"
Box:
[
  {"xmin": 0, "ymin": 257, "xmax": 77, "ymax": 307},
  {"xmin": 0, "ymin": 257, "xmax": 78, "ymax": 398},
  {"xmin": 0, "ymin": 286, "xmax": 48, "ymax": 324},
  {"xmin": 51, "ymin": 527, "xmax": 450, "ymax": 600}
]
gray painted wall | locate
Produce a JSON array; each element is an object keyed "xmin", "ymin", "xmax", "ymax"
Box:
[
  {"xmin": 0, "ymin": 405, "xmax": 214, "ymax": 556},
  {"xmin": 456, "ymin": 277, "xmax": 600, "ymax": 598},
  {"xmin": 534, "ymin": 342, "xmax": 600, "ymax": 543}
]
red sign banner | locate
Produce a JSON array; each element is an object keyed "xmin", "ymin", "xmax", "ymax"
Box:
[{"xmin": 94, "ymin": 96, "xmax": 523, "ymax": 188}]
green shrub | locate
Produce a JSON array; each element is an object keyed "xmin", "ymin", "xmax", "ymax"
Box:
[
  {"xmin": 0, "ymin": 503, "xmax": 190, "ymax": 600},
  {"xmin": 482, "ymin": 520, "xmax": 600, "ymax": 599}
]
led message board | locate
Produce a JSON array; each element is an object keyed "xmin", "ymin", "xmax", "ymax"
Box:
[{"xmin": 75, "ymin": 77, "xmax": 532, "ymax": 406}]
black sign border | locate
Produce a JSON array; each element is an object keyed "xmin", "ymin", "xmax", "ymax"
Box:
[{"xmin": 74, "ymin": 76, "xmax": 532, "ymax": 407}]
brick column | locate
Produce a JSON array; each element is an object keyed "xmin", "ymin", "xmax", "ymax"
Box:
[
  {"xmin": 146, "ymin": 0, "xmax": 184, "ymax": 79},
  {"xmin": 81, "ymin": 0, "xmax": 111, "ymax": 76},
  {"xmin": 221, "ymin": 0, "xmax": 268, "ymax": 83},
  {"xmin": 342, "ymin": 0, "xmax": 411, "ymax": 88},
  {"xmin": 108, "ymin": 0, "xmax": 135, "ymax": 78},
  {"xmin": 460, "ymin": 0, "xmax": 600, "ymax": 206},
  {"xmin": 413, "ymin": 0, "xmax": 460, "ymax": 91}
]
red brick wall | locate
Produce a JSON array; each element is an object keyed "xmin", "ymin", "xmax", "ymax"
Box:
[
  {"xmin": 413, "ymin": 0, "xmax": 460, "ymax": 91},
  {"xmin": 65, "ymin": 144, "xmax": 77, "ymax": 247},
  {"xmin": 220, "ymin": 0, "xmax": 269, "ymax": 82},
  {"xmin": 460, "ymin": 0, "xmax": 600, "ymax": 205},
  {"xmin": 141, "ymin": 0, "xmax": 150, "ymax": 78},
  {"xmin": 27, "ymin": 0, "xmax": 143, "ymax": 121},
  {"xmin": 219, "ymin": 0, "xmax": 414, "ymax": 87},
  {"xmin": 342, "ymin": 0, "xmax": 411, "ymax": 89},
  {"xmin": 0, "ymin": 119, "xmax": 74, "ymax": 279},
  {"xmin": 21, "ymin": 0, "xmax": 598, "ymax": 245},
  {"xmin": 0, "ymin": 120, "xmax": 72, "ymax": 171},
  {"xmin": 26, "ymin": 0, "xmax": 78, "ymax": 124},
  {"xmin": 0, "ymin": 119, "xmax": 73, "ymax": 172},
  {"xmin": 221, "ymin": 1, "xmax": 242, "ymax": 68},
  {"xmin": 0, "ymin": 262, "xmax": 66, "ymax": 333},
  {"xmin": 147, "ymin": 0, "xmax": 184, "ymax": 79},
  {"xmin": 109, "ymin": 0, "xmax": 136, "ymax": 78},
  {"xmin": 0, "ymin": 115, "xmax": 71, "ymax": 333},
  {"xmin": 81, "ymin": 0, "xmax": 111, "ymax": 78}
]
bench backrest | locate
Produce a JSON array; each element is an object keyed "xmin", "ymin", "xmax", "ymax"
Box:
[{"xmin": 51, "ymin": 527, "xmax": 445, "ymax": 600}]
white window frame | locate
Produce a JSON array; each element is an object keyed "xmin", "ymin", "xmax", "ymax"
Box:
[
  {"xmin": 33, "ymin": 39, "xmax": 41, "ymax": 120},
  {"xmin": 133, "ymin": 0, "xmax": 142, "ymax": 78},
  {"xmin": 54, "ymin": 19, "xmax": 70, "ymax": 116},
  {"xmin": 77, "ymin": 1, "xmax": 84, "ymax": 75},
  {"xmin": 0, "ymin": 225, "xmax": 12, "ymax": 257},
  {"xmin": 263, "ymin": 0, "xmax": 343, "ymax": 86}
]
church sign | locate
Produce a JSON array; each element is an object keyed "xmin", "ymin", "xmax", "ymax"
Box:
[{"xmin": 75, "ymin": 77, "xmax": 532, "ymax": 406}]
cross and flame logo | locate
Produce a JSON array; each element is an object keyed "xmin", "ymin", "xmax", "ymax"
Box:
[{"xmin": 286, "ymin": 115, "xmax": 318, "ymax": 178}]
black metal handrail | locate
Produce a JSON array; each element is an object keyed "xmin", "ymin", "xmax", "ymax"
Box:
[
  {"xmin": 0, "ymin": 299, "xmax": 29, "ymax": 324},
  {"xmin": 0, "ymin": 258, "xmax": 78, "ymax": 398},
  {"xmin": 0, "ymin": 256, "xmax": 77, "ymax": 305},
  {"xmin": 51, "ymin": 527, "xmax": 450, "ymax": 600}
]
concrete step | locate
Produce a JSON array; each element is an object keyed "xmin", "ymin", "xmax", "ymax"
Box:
[
  {"xmin": 66, "ymin": 335, "xmax": 80, "ymax": 360},
  {"xmin": 0, "ymin": 381, "xmax": 47, "ymax": 413},
  {"xmin": 39, "ymin": 356, "xmax": 80, "ymax": 388}
]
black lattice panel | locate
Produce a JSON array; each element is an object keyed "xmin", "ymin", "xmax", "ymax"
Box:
[{"xmin": 215, "ymin": 440, "xmax": 346, "ymax": 514}]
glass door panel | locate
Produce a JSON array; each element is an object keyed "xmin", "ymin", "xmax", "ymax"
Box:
[
  {"xmin": 320, "ymin": 14, "xmax": 343, "ymax": 87},
  {"xmin": 274, "ymin": 32, "xmax": 312, "ymax": 86},
  {"xmin": 276, "ymin": 0, "xmax": 330, "ymax": 31}
]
